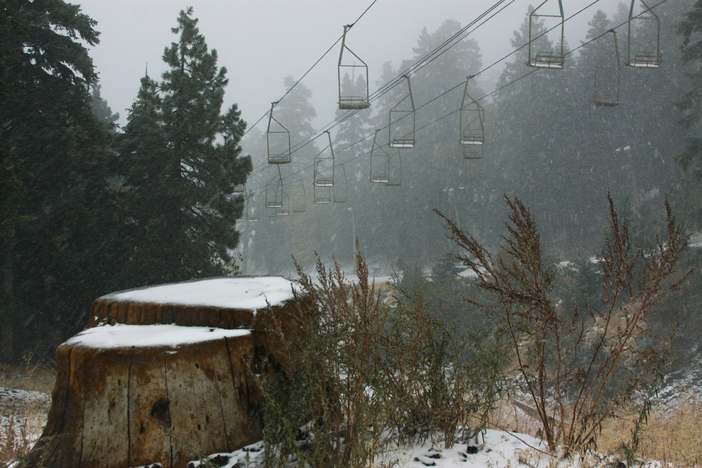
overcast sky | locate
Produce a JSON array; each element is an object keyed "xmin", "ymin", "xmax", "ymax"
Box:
[{"xmin": 77, "ymin": 0, "xmax": 621, "ymax": 132}]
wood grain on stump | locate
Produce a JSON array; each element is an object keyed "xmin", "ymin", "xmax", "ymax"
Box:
[{"xmin": 26, "ymin": 277, "xmax": 304, "ymax": 468}]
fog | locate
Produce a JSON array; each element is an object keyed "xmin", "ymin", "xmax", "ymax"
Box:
[
  {"xmin": 75, "ymin": 0, "xmax": 682, "ymax": 278},
  {"xmin": 78, "ymin": 0, "xmax": 619, "ymax": 130}
]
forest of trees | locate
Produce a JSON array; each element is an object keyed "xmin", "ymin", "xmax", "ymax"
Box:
[
  {"xmin": 241, "ymin": 1, "xmax": 696, "ymax": 277},
  {"xmin": 0, "ymin": 5, "xmax": 251, "ymax": 362},
  {"xmin": 2, "ymin": 0, "xmax": 702, "ymax": 363}
]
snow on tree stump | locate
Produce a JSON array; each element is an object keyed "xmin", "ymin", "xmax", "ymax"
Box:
[{"xmin": 26, "ymin": 277, "xmax": 303, "ymax": 468}]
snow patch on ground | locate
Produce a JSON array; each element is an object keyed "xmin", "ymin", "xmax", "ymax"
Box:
[
  {"xmin": 104, "ymin": 276, "xmax": 296, "ymax": 310},
  {"xmin": 1, "ymin": 388, "xmax": 50, "ymax": 462},
  {"xmin": 183, "ymin": 429, "xmax": 665, "ymax": 468}
]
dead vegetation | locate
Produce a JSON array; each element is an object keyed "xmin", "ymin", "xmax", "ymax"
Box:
[
  {"xmin": 437, "ymin": 194, "xmax": 689, "ymax": 458},
  {"xmin": 0, "ymin": 358, "xmax": 54, "ymax": 466}
]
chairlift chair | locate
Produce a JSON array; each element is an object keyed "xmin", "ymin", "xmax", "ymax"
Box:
[
  {"xmin": 314, "ymin": 185, "xmax": 332, "ymax": 204},
  {"xmin": 389, "ymin": 75, "xmax": 416, "ymax": 148},
  {"xmin": 338, "ymin": 25, "xmax": 370, "ymax": 110},
  {"xmin": 236, "ymin": 184, "xmax": 247, "ymax": 219},
  {"xmin": 265, "ymin": 174, "xmax": 284, "ymax": 208},
  {"xmin": 459, "ymin": 76, "xmax": 485, "ymax": 159},
  {"xmin": 267, "ymin": 101, "xmax": 292, "ymax": 164},
  {"xmin": 292, "ymin": 180, "xmax": 306, "ymax": 213},
  {"xmin": 370, "ymin": 129, "xmax": 390, "ymax": 183},
  {"xmin": 314, "ymin": 131, "xmax": 335, "ymax": 187},
  {"xmin": 527, "ymin": 0, "xmax": 565, "ymax": 69},
  {"xmin": 276, "ymin": 192, "xmax": 290, "ymax": 216},
  {"xmin": 246, "ymin": 190, "xmax": 259, "ymax": 221},
  {"xmin": 627, "ymin": 0, "xmax": 661, "ymax": 68},
  {"xmin": 385, "ymin": 151, "xmax": 402, "ymax": 186},
  {"xmin": 333, "ymin": 163, "xmax": 348, "ymax": 203},
  {"xmin": 594, "ymin": 30, "xmax": 621, "ymax": 107}
]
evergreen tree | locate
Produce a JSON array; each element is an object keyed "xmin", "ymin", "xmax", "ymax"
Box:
[
  {"xmin": 117, "ymin": 8, "xmax": 251, "ymax": 284},
  {"xmin": 0, "ymin": 0, "xmax": 121, "ymax": 361},
  {"xmin": 677, "ymin": 0, "xmax": 702, "ymax": 224},
  {"xmin": 90, "ymin": 83, "xmax": 120, "ymax": 126}
]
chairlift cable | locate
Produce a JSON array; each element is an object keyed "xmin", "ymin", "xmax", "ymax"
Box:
[
  {"xmin": 246, "ymin": 0, "xmax": 515, "ymax": 144},
  {"xmin": 246, "ymin": 0, "xmax": 672, "ymax": 196},
  {"xmin": 272, "ymin": 0, "xmax": 517, "ymax": 161},
  {"xmin": 369, "ymin": 0, "xmax": 515, "ymax": 102},
  {"xmin": 242, "ymin": 0, "xmax": 380, "ymax": 138},
  {"xmin": 245, "ymin": 0, "xmax": 605, "ymax": 186}
]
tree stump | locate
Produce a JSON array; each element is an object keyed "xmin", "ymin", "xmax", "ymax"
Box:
[{"xmin": 26, "ymin": 276, "xmax": 303, "ymax": 468}]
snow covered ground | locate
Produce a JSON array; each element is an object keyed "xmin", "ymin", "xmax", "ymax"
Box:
[
  {"xmin": 0, "ymin": 387, "xmax": 50, "ymax": 465},
  {"xmin": 184, "ymin": 429, "xmax": 665, "ymax": 468},
  {"xmin": 0, "ymin": 386, "xmax": 670, "ymax": 468}
]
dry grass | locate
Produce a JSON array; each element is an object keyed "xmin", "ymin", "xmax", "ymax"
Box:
[
  {"xmin": 0, "ymin": 361, "xmax": 56, "ymax": 395},
  {"xmin": 599, "ymin": 393, "xmax": 702, "ymax": 467},
  {"xmin": 484, "ymin": 394, "xmax": 702, "ymax": 467}
]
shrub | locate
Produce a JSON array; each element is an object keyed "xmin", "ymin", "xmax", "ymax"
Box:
[
  {"xmin": 436, "ymin": 195, "xmax": 688, "ymax": 457},
  {"xmin": 257, "ymin": 245, "xmax": 506, "ymax": 467}
]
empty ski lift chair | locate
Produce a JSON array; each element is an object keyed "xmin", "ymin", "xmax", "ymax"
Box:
[
  {"xmin": 338, "ymin": 24, "xmax": 370, "ymax": 110},
  {"xmin": 594, "ymin": 30, "xmax": 621, "ymax": 107},
  {"xmin": 333, "ymin": 163, "xmax": 348, "ymax": 203},
  {"xmin": 236, "ymin": 184, "xmax": 247, "ymax": 219},
  {"xmin": 459, "ymin": 76, "xmax": 485, "ymax": 159},
  {"xmin": 527, "ymin": 0, "xmax": 565, "ymax": 69},
  {"xmin": 314, "ymin": 185, "xmax": 332, "ymax": 204},
  {"xmin": 293, "ymin": 180, "xmax": 306, "ymax": 212},
  {"xmin": 386, "ymin": 151, "xmax": 402, "ymax": 186},
  {"xmin": 314, "ymin": 131, "xmax": 335, "ymax": 187},
  {"xmin": 389, "ymin": 75, "xmax": 416, "ymax": 148},
  {"xmin": 267, "ymin": 101, "xmax": 292, "ymax": 164},
  {"xmin": 276, "ymin": 192, "xmax": 290, "ymax": 216},
  {"xmin": 370, "ymin": 130, "xmax": 390, "ymax": 183},
  {"xmin": 247, "ymin": 190, "xmax": 259, "ymax": 221},
  {"xmin": 266, "ymin": 173, "xmax": 284, "ymax": 209},
  {"xmin": 627, "ymin": 0, "xmax": 661, "ymax": 68}
]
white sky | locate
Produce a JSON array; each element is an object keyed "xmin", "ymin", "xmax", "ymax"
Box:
[{"xmin": 77, "ymin": 0, "xmax": 620, "ymax": 132}]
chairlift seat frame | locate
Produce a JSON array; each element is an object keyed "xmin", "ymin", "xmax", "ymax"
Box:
[
  {"xmin": 314, "ymin": 131, "xmax": 335, "ymax": 188},
  {"xmin": 385, "ymin": 152, "xmax": 402, "ymax": 186},
  {"xmin": 338, "ymin": 25, "xmax": 370, "ymax": 110},
  {"xmin": 370, "ymin": 130, "xmax": 391, "ymax": 183},
  {"xmin": 276, "ymin": 193, "xmax": 290, "ymax": 216},
  {"xmin": 528, "ymin": 52, "xmax": 565, "ymax": 69},
  {"xmin": 626, "ymin": 0, "xmax": 661, "ymax": 69},
  {"xmin": 527, "ymin": 0, "xmax": 565, "ymax": 70},
  {"xmin": 628, "ymin": 53, "xmax": 662, "ymax": 69},
  {"xmin": 389, "ymin": 76, "xmax": 416, "ymax": 148},
  {"xmin": 265, "ymin": 174, "xmax": 284, "ymax": 209},
  {"xmin": 459, "ymin": 77, "xmax": 485, "ymax": 159},
  {"xmin": 594, "ymin": 30, "xmax": 621, "ymax": 107},
  {"xmin": 246, "ymin": 190, "xmax": 259, "ymax": 222},
  {"xmin": 314, "ymin": 185, "xmax": 332, "ymax": 204},
  {"xmin": 267, "ymin": 102, "xmax": 292, "ymax": 165}
]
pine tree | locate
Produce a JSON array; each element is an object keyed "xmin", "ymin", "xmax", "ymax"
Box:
[
  {"xmin": 117, "ymin": 8, "xmax": 252, "ymax": 284},
  {"xmin": 0, "ymin": 0, "xmax": 121, "ymax": 361},
  {"xmin": 677, "ymin": 0, "xmax": 702, "ymax": 225},
  {"xmin": 90, "ymin": 83, "xmax": 120, "ymax": 126}
]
